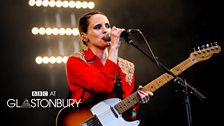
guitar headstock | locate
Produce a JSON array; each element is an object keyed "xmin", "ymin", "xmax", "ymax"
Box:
[{"xmin": 190, "ymin": 42, "xmax": 221, "ymax": 64}]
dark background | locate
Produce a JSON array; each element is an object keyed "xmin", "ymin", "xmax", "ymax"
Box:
[{"xmin": 1, "ymin": 0, "xmax": 223, "ymax": 126}]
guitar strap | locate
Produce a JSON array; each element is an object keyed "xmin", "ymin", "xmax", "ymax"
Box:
[{"xmin": 113, "ymin": 72, "xmax": 123, "ymax": 98}]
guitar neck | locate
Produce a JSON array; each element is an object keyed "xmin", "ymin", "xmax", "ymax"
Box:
[{"xmin": 115, "ymin": 58, "xmax": 194, "ymax": 114}]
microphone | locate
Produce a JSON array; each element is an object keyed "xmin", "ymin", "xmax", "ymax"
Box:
[{"xmin": 104, "ymin": 29, "xmax": 140, "ymax": 41}]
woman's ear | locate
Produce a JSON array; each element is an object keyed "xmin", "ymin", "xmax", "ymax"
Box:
[{"xmin": 80, "ymin": 32, "xmax": 88, "ymax": 42}]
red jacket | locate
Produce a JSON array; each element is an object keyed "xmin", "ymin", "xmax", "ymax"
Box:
[{"xmin": 66, "ymin": 48, "xmax": 135, "ymax": 102}]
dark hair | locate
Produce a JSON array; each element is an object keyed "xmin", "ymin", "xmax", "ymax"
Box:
[{"xmin": 78, "ymin": 11, "xmax": 107, "ymax": 34}]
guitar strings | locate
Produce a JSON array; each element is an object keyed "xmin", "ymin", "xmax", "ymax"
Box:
[
  {"xmin": 86, "ymin": 111, "xmax": 109, "ymax": 126},
  {"xmin": 85, "ymin": 116, "xmax": 101, "ymax": 126},
  {"xmin": 86, "ymin": 109, "xmax": 114, "ymax": 126}
]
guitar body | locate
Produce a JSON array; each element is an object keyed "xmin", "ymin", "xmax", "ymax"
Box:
[
  {"xmin": 56, "ymin": 43, "xmax": 221, "ymax": 126},
  {"xmin": 56, "ymin": 98, "xmax": 140, "ymax": 126}
]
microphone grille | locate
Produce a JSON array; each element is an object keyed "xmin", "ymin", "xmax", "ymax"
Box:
[{"xmin": 104, "ymin": 32, "xmax": 111, "ymax": 41}]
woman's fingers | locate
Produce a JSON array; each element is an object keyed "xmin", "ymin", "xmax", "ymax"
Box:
[{"xmin": 137, "ymin": 85, "xmax": 153, "ymax": 104}]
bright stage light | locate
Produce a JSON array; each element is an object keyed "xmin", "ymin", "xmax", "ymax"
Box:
[
  {"xmin": 42, "ymin": 0, "xmax": 49, "ymax": 7},
  {"xmin": 81, "ymin": 1, "xmax": 88, "ymax": 9},
  {"xmin": 63, "ymin": 56, "xmax": 68, "ymax": 63},
  {"xmin": 49, "ymin": 56, "xmax": 56, "ymax": 64},
  {"xmin": 45, "ymin": 27, "xmax": 52, "ymax": 35},
  {"xmin": 56, "ymin": 56, "xmax": 63, "ymax": 64},
  {"xmin": 88, "ymin": 2, "xmax": 95, "ymax": 9},
  {"xmin": 42, "ymin": 56, "xmax": 49, "ymax": 64},
  {"xmin": 39, "ymin": 27, "xmax": 46, "ymax": 35},
  {"xmin": 55, "ymin": 0, "xmax": 62, "ymax": 7},
  {"xmin": 35, "ymin": 56, "xmax": 43, "ymax": 64},
  {"xmin": 32, "ymin": 27, "xmax": 79, "ymax": 36},
  {"xmin": 32, "ymin": 27, "xmax": 39, "ymax": 35},
  {"xmin": 28, "ymin": 0, "xmax": 95, "ymax": 9},
  {"xmin": 62, "ymin": 1, "xmax": 69, "ymax": 8},
  {"xmin": 29, "ymin": 0, "xmax": 36, "ymax": 6},
  {"xmin": 49, "ymin": 0, "xmax": 56, "ymax": 7},
  {"xmin": 68, "ymin": 1, "xmax": 76, "ymax": 8},
  {"xmin": 35, "ymin": 56, "xmax": 69, "ymax": 64},
  {"xmin": 35, "ymin": 0, "xmax": 42, "ymax": 7}
]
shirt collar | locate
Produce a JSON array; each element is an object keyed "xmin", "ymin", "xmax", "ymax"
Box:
[{"xmin": 84, "ymin": 48, "xmax": 96, "ymax": 61}]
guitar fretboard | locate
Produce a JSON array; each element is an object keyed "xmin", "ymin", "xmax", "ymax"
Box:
[{"xmin": 115, "ymin": 58, "xmax": 194, "ymax": 114}]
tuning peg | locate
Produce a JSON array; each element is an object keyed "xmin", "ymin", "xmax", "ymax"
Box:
[
  {"xmin": 205, "ymin": 44, "xmax": 211, "ymax": 52},
  {"xmin": 201, "ymin": 45, "xmax": 206, "ymax": 49},
  {"xmin": 210, "ymin": 43, "xmax": 214, "ymax": 47},
  {"xmin": 200, "ymin": 45, "xmax": 207, "ymax": 53},
  {"xmin": 193, "ymin": 47, "xmax": 197, "ymax": 55},
  {"xmin": 197, "ymin": 46, "xmax": 202, "ymax": 54},
  {"xmin": 214, "ymin": 42, "xmax": 219, "ymax": 47},
  {"xmin": 214, "ymin": 42, "xmax": 220, "ymax": 50},
  {"xmin": 193, "ymin": 47, "xmax": 196, "ymax": 52},
  {"xmin": 209, "ymin": 43, "xmax": 215, "ymax": 51}
]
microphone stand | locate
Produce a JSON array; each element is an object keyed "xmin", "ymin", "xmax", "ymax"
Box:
[{"xmin": 123, "ymin": 31, "xmax": 206, "ymax": 126}]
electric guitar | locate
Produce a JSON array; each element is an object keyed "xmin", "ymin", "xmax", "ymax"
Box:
[{"xmin": 55, "ymin": 43, "xmax": 221, "ymax": 126}]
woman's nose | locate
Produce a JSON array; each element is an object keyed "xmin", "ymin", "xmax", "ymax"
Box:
[{"xmin": 102, "ymin": 26, "xmax": 109, "ymax": 33}]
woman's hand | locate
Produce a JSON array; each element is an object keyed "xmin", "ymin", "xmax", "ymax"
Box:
[
  {"xmin": 109, "ymin": 26, "xmax": 125, "ymax": 49},
  {"xmin": 137, "ymin": 85, "xmax": 154, "ymax": 104},
  {"xmin": 107, "ymin": 26, "xmax": 125, "ymax": 64}
]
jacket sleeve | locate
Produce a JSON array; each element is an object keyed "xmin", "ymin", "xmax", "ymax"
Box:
[
  {"xmin": 117, "ymin": 58, "xmax": 135, "ymax": 98},
  {"xmin": 66, "ymin": 56, "xmax": 120, "ymax": 93},
  {"xmin": 120, "ymin": 72, "xmax": 135, "ymax": 98}
]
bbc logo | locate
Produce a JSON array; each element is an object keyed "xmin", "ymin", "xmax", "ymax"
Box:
[{"xmin": 32, "ymin": 91, "xmax": 48, "ymax": 96}]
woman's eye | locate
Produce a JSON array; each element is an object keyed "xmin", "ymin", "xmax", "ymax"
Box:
[
  {"xmin": 94, "ymin": 24, "xmax": 101, "ymax": 30},
  {"xmin": 105, "ymin": 23, "xmax": 111, "ymax": 28}
]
